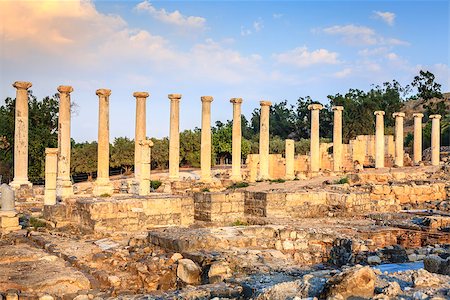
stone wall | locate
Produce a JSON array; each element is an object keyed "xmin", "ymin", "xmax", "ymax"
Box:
[
  {"xmin": 194, "ymin": 191, "xmax": 245, "ymax": 223},
  {"xmin": 44, "ymin": 195, "xmax": 194, "ymax": 233}
]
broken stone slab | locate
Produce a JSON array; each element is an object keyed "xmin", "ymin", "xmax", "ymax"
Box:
[
  {"xmin": 1, "ymin": 183, "xmax": 15, "ymax": 211},
  {"xmin": 424, "ymin": 255, "xmax": 450, "ymax": 275},
  {"xmin": 208, "ymin": 261, "xmax": 232, "ymax": 283},
  {"xmin": 177, "ymin": 258, "xmax": 201, "ymax": 284},
  {"xmin": 412, "ymin": 269, "xmax": 442, "ymax": 287},
  {"xmin": 320, "ymin": 266, "xmax": 376, "ymax": 299}
]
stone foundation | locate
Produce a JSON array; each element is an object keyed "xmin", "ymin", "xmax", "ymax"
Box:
[{"xmin": 194, "ymin": 192, "xmax": 245, "ymax": 223}]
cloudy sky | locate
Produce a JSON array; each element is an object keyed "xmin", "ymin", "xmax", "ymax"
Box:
[{"xmin": 0, "ymin": 0, "xmax": 448, "ymax": 142}]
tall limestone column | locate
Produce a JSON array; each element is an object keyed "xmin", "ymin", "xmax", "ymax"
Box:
[
  {"xmin": 285, "ymin": 139, "xmax": 295, "ymax": 180},
  {"xmin": 10, "ymin": 81, "xmax": 32, "ymax": 188},
  {"xmin": 139, "ymin": 139, "xmax": 154, "ymax": 196},
  {"xmin": 430, "ymin": 114, "xmax": 441, "ymax": 166},
  {"xmin": 230, "ymin": 98, "xmax": 243, "ymax": 181},
  {"xmin": 413, "ymin": 113, "xmax": 424, "ymax": 164},
  {"xmin": 56, "ymin": 85, "xmax": 74, "ymax": 198},
  {"xmin": 44, "ymin": 148, "xmax": 58, "ymax": 205},
  {"xmin": 393, "ymin": 112, "xmax": 405, "ymax": 167},
  {"xmin": 93, "ymin": 89, "xmax": 113, "ymax": 196},
  {"xmin": 168, "ymin": 94, "xmax": 181, "ymax": 181},
  {"xmin": 259, "ymin": 101, "xmax": 272, "ymax": 180},
  {"xmin": 332, "ymin": 106, "xmax": 344, "ymax": 172},
  {"xmin": 201, "ymin": 96, "xmax": 213, "ymax": 182},
  {"xmin": 374, "ymin": 111, "xmax": 385, "ymax": 169},
  {"xmin": 308, "ymin": 104, "xmax": 323, "ymax": 173},
  {"xmin": 133, "ymin": 92, "xmax": 149, "ymax": 181}
]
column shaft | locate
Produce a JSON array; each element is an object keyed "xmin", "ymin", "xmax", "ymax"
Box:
[
  {"xmin": 44, "ymin": 148, "xmax": 58, "ymax": 205},
  {"xmin": 230, "ymin": 98, "xmax": 242, "ymax": 181},
  {"xmin": 133, "ymin": 92, "xmax": 149, "ymax": 181},
  {"xmin": 168, "ymin": 94, "xmax": 181, "ymax": 180},
  {"xmin": 413, "ymin": 113, "xmax": 423, "ymax": 163},
  {"xmin": 139, "ymin": 140, "xmax": 153, "ymax": 196},
  {"xmin": 56, "ymin": 86, "xmax": 74, "ymax": 198},
  {"xmin": 94, "ymin": 89, "xmax": 113, "ymax": 195},
  {"xmin": 259, "ymin": 101, "xmax": 272, "ymax": 180},
  {"xmin": 332, "ymin": 106, "xmax": 343, "ymax": 172},
  {"xmin": 201, "ymin": 96, "xmax": 213, "ymax": 182},
  {"xmin": 430, "ymin": 115, "xmax": 441, "ymax": 166},
  {"xmin": 374, "ymin": 111, "xmax": 385, "ymax": 168},
  {"xmin": 308, "ymin": 104, "xmax": 323, "ymax": 173},
  {"xmin": 11, "ymin": 81, "xmax": 32, "ymax": 188},
  {"xmin": 285, "ymin": 139, "xmax": 295, "ymax": 180},
  {"xmin": 393, "ymin": 112, "xmax": 405, "ymax": 167}
]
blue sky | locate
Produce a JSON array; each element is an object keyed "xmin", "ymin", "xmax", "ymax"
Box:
[{"xmin": 0, "ymin": 0, "xmax": 448, "ymax": 142}]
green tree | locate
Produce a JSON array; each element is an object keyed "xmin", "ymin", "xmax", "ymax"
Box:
[
  {"xmin": 411, "ymin": 70, "xmax": 443, "ymax": 101},
  {"xmin": 180, "ymin": 129, "xmax": 201, "ymax": 167},
  {"xmin": 151, "ymin": 137, "xmax": 169, "ymax": 169},
  {"xmin": 71, "ymin": 142, "xmax": 98, "ymax": 180},
  {"xmin": 110, "ymin": 137, "xmax": 134, "ymax": 174}
]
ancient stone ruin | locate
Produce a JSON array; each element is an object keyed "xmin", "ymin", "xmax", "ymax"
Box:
[{"xmin": 0, "ymin": 80, "xmax": 449, "ymax": 299}]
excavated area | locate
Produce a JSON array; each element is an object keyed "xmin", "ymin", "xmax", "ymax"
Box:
[{"xmin": 0, "ymin": 165, "xmax": 449, "ymax": 299}]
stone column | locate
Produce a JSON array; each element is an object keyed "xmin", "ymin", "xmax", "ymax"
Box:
[
  {"xmin": 413, "ymin": 113, "xmax": 424, "ymax": 164},
  {"xmin": 230, "ymin": 98, "xmax": 243, "ymax": 181},
  {"xmin": 374, "ymin": 111, "xmax": 385, "ymax": 169},
  {"xmin": 133, "ymin": 92, "xmax": 149, "ymax": 181},
  {"xmin": 168, "ymin": 94, "xmax": 181, "ymax": 181},
  {"xmin": 93, "ymin": 89, "xmax": 113, "ymax": 196},
  {"xmin": 10, "ymin": 81, "xmax": 32, "ymax": 188},
  {"xmin": 332, "ymin": 106, "xmax": 344, "ymax": 172},
  {"xmin": 44, "ymin": 148, "xmax": 58, "ymax": 205},
  {"xmin": 308, "ymin": 104, "xmax": 323, "ymax": 173},
  {"xmin": 392, "ymin": 112, "xmax": 405, "ymax": 167},
  {"xmin": 56, "ymin": 85, "xmax": 74, "ymax": 198},
  {"xmin": 139, "ymin": 139, "xmax": 154, "ymax": 196},
  {"xmin": 201, "ymin": 96, "xmax": 213, "ymax": 182},
  {"xmin": 0, "ymin": 184, "xmax": 20, "ymax": 233},
  {"xmin": 430, "ymin": 114, "xmax": 441, "ymax": 166},
  {"xmin": 259, "ymin": 101, "xmax": 272, "ymax": 180},
  {"xmin": 285, "ymin": 139, "xmax": 295, "ymax": 180}
]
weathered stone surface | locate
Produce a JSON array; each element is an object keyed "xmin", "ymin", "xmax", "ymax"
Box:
[
  {"xmin": 321, "ymin": 266, "xmax": 376, "ymax": 299},
  {"xmin": 208, "ymin": 261, "xmax": 232, "ymax": 283},
  {"xmin": 381, "ymin": 281, "xmax": 402, "ymax": 297},
  {"xmin": 412, "ymin": 269, "xmax": 442, "ymax": 287},
  {"xmin": 424, "ymin": 255, "xmax": 450, "ymax": 275},
  {"xmin": 367, "ymin": 255, "xmax": 381, "ymax": 265},
  {"xmin": 177, "ymin": 259, "xmax": 201, "ymax": 284}
]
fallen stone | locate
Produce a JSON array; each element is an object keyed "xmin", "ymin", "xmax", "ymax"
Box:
[
  {"xmin": 424, "ymin": 255, "xmax": 450, "ymax": 275},
  {"xmin": 367, "ymin": 255, "xmax": 381, "ymax": 265},
  {"xmin": 170, "ymin": 253, "xmax": 183, "ymax": 262},
  {"xmin": 320, "ymin": 266, "xmax": 376, "ymax": 299},
  {"xmin": 208, "ymin": 261, "xmax": 232, "ymax": 283},
  {"xmin": 412, "ymin": 269, "xmax": 442, "ymax": 287},
  {"xmin": 177, "ymin": 259, "xmax": 201, "ymax": 284},
  {"xmin": 381, "ymin": 281, "xmax": 401, "ymax": 297},
  {"xmin": 412, "ymin": 291, "xmax": 428, "ymax": 300}
]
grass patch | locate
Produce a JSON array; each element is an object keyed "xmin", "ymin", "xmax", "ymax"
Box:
[
  {"xmin": 270, "ymin": 178, "xmax": 286, "ymax": 183},
  {"xmin": 231, "ymin": 219, "xmax": 248, "ymax": 226},
  {"xmin": 150, "ymin": 180, "xmax": 162, "ymax": 190},
  {"xmin": 99, "ymin": 193, "xmax": 111, "ymax": 197},
  {"xmin": 334, "ymin": 177, "xmax": 349, "ymax": 184},
  {"xmin": 227, "ymin": 182, "xmax": 249, "ymax": 189},
  {"xmin": 29, "ymin": 217, "xmax": 47, "ymax": 229}
]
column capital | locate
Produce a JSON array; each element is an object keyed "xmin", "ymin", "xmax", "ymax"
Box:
[
  {"xmin": 230, "ymin": 98, "xmax": 243, "ymax": 104},
  {"xmin": 201, "ymin": 96, "xmax": 214, "ymax": 102},
  {"xmin": 392, "ymin": 112, "xmax": 405, "ymax": 118},
  {"xmin": 139, "ymin": 139, "xmax": 154, "ymax": 147},
  {"xmin": 429, "ymin": 114, "xmax": 441, "ymax": 120},
  {"xmin": 133, "ymin": 92, "xmax": 149, "ymax": 98},
  {"xmin": 332, "ymin": 106, "xmax": 344, "ymax": 111},
  {"xmin": 168, "ymin": 94, "xmax": 182, "ymax": 101},
  {"xmin": 308, "ymin": 103, "xmax": 323, "ymax": 110},
  {"xmin": 45, "ymin": 148, "xmax": 58, "ymax": 155},
  {"xmin": 260, "ymin": 100, "xmax": 272, "ymax": 107},
  {"xmin": 374, "ymin": 111, "xmax": 385, "ymax": 116},
  {"xmin": 96, "ymin": 89, "xmax": 111, "ymax": 97},
  {"xmin": 13, "ymin": 81, "xmax": 32, "ymax": 90},
  {"xmin": 57, "ymin": 85, "xmax": 74, "ymax": 94},
  {"xmin": 413, "ymin": 113, "xmax": 424, "ymax": 118}
]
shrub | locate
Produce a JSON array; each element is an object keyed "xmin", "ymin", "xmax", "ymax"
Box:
[
  {"xmin": 270, "ymin": 178, "xmax": 286, "ymax": 183},
  {"xmin": 150, "ymin": 180, "xmax": 162, "ymax": 190},
  {"xmin": 29, "ymin": 217, "xmax": 46, "ymax": 228},
  {"xmin": 99, "ymin": 193, "xmax": 111, "ymax": 197},
  {"xmin": 231, "ymin": 219, "xmax": 247, "ymax": 226},
  {"xmin": 227, "ymin": 182, "xmax": 249, "ymax": 189},
  {"xmin": 202, "ymin": 188, "xmax": 210, "ymax": 192},
  {"xmin": 335, "ymin": 177, "xmax": 349, "ymax": 184}
]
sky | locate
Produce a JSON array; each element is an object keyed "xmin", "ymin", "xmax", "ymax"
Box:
[{"xmin": 0, "ymin": 0, "xmax": 449, "ymax": 142}]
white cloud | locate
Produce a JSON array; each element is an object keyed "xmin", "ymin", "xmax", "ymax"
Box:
[
  {"xmin": 358, "ymin": 47, "xmax": 389, "ymax": 56},
  {"xmin": 135, "ymin": 0, "xmax": 206, "ymax": 29},
  {"xmin": 273, "ymin": 46, "xmax": 340, "ymax": 68},
  {"xmin": 334, "ymin": 68, "xmax": 352, "ymax": 78},
  {"xmin": 240, "ymin": 26, "xmax": 252, "ymax": 36},
  {"xmin": 322, "ymin": 24, "xmax": 408, "ymax": 46},
  {"xmin": 386, "ymin": 52, "xmax": 398, "ymax": 60},
  {"xmin": 373, "ymin": 11, "xmax": 396, "ymax": 26},
  {"xmin": 253, "ymin": 20, "xmax": 264, "ymax": 32},
  {"xmin": 273, "ymin": 13, "xmax": 283, "ymax": 19}
]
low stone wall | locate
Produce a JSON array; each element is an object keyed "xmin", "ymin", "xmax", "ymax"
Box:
[
  {"xmin": 44, "ymin": 194, "xmax": 194, "ymax": 233},
  {"xmin": 194, "ymin": 192, "xmax": 245, "ymax": 223}
]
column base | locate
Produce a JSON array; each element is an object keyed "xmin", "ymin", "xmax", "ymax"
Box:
[
  {"xmin": 56, "ymin": 179, "xmax": 73, "ymax": 198},
  {"xmin": 9, "ymin": 179, "xmax": 32, "ymax": 189},
  {"xmin": 230, "ymin": 175, "xmax": 243, "ymax": 182},
  {"xmin": 93, "ymin": 179, "xmax": 114, "ymax": 196},
  {"xmin": 0, "ymin": 211, "xmax": 21, "ymax": 233}
]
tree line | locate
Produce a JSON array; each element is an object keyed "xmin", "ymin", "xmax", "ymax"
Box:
[{"xmin": 0, "ymin": 70, "xmax": 448, "ymax": 183}]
